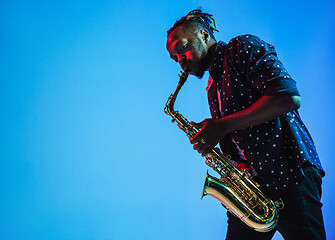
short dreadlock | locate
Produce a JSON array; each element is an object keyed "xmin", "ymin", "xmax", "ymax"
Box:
[{"xmin": 167, "ymin": 9, "xmax": 219, "ymax": 41}]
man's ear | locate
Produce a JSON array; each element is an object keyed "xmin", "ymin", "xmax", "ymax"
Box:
[{"xmin": 200, "ymin": 29, "xmax": 210, "ymax": 43}]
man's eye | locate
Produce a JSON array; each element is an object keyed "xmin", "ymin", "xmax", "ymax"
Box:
[{"xmin": 182, "ymin": 44, "xmax": 188, "ymax": 50}]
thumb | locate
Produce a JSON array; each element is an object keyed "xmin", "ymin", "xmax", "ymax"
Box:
[
  {"xmin": 190, "ymin": 119, "xmax": 208, "ymax": 144},
  {"xmin": 191, "ymin": 120, "xmax": 206, "ymax": 130}
]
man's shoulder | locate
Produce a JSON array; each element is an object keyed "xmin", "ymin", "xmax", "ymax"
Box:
[
  {"xmin": 227, "ymin": 34, "xmax": 262, "ymax": 45},
  {"xmin": 224, "ymin": 34, "xmax": 272, "ymax": 54}
]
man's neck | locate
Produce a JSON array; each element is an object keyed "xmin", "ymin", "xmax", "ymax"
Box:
[{"xmin": 206, "ymin": 41, "xmax": 218, "ymax": 71}]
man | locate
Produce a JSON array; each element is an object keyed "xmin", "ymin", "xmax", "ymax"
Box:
[{"xmin": 166, "ymin": 9, "xmax": 326, "ymax": 240}]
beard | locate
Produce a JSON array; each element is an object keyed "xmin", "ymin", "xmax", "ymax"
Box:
[
  {"xmin": 189, "ymin": 53, "xmax": 211, "ymax": 79},
  {"xmin": 190, "ymin": 41, "xmax": 212, "ymax": 79},
  {"xmin": 194, "ymin": 59, "xmax": 209, "ymax": 79}
]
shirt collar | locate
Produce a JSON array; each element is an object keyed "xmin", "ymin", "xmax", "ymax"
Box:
[{"xmin": 208, "ymin": 41, "xmax": 227, "ymax": 83}]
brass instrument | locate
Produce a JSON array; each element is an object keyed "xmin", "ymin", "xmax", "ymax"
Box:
[{"xmin": 164, "ymin": 70, "xmax": 283, "ymax": 232}]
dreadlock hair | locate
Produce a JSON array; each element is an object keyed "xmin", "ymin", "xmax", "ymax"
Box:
[{"xmin": 167, "ymin": 9, "xmax": 219, "ymax": 41}]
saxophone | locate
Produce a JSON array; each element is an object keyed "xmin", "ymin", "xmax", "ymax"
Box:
[{"xmin": 164, "ymin": 70, "xmax": 283, "ymax": 232}]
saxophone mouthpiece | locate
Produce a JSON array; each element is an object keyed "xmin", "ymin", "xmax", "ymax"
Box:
[{"xmin": 178, "ymin": 69, "xmax": 189, "ymax": 85}]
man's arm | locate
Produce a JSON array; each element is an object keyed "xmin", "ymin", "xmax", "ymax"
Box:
[{"xmin": 190, "ymin": 95, "xmax": 300, "ymax": 156}]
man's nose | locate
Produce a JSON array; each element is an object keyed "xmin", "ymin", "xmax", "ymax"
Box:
[{"xmin": 177, "ymin": 55, "xmax": 186, "ymax": 65}]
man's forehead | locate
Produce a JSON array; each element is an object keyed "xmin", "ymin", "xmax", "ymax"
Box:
[{"xmin": 166, "ymin": 25, "xmax": 191, "ymax": 52}]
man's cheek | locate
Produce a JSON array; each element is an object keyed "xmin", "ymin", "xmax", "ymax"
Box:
[{"xmin": 186, "ymin": 52, "xmax": 195, "ymax": 61}]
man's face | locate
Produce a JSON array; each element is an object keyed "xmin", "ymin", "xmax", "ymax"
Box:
[{"xmin": 166, "ymin": 25, "xmax": 209, "ymax": 78}]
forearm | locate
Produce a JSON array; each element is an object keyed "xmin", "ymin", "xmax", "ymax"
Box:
[
  {"xmin": 220, "ymin": 95, "xmax": 300, "ymax": 133},
  {"xmin": 190, "ymin": 95, "xmax": 300, "ymax": 156}
]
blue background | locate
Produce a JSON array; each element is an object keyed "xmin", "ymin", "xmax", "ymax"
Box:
[{"xmin": 1, "ymin": 0, "xmax": 334, "ymax": 239}]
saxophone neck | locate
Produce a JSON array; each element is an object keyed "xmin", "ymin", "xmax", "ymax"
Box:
[
  {"xmin": 174, "ymin": 69, "xmax": 189, "ymax": 102},
  {"xmin": 164, "ymin": 70, "xmax": 189, "ymax": 115}
]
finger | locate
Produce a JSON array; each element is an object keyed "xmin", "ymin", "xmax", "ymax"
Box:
[
  {"xmin": 190, "ymin": 131, "xmax": 205, "ymax": 144},
  {"xmin": 199, "ymin": 145, "xmax": 211, "ymax": 156},
  {"xmin": 199, "ymin": 141, "xmax": 216, "ymax": 156},
  {"xmin": 193, "ymin": 141, "xmax": 204, "ymax": 149},
  {"xmin": 190, "ymin": 119, "xmax": 209, "ymax": 144},
  {"xmin": 198, "ymin": 119, "xmax": 207, "ymax": 129},
  {"xmin": 197, "ymin": 141, "xmax": 210, "ymax": 154},
  {"xmin": 190, "ymin": 130, "xmax": 205, "ymax": 144},
  {"xmin": 193, "ymin": 142, "xmax": 200, "ymax": 150},
  {"xmin": 191, "ymin": 121, "xmax": 205, "ymax": 130}
]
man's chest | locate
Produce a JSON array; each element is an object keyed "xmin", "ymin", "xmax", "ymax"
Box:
[{"xmin": 211, "ymin": 65, "xmax": 260, "ymax": 117}]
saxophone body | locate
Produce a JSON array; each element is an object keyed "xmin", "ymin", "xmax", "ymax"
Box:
[{"xmin": 164, "ymin": 70, "xmax": 282, "ymax": 232}]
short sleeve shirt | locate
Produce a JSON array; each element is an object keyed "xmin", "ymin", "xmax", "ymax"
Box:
[{"xmin": 207, "ymin": 34, "xmax": 324, "ymax": 199}]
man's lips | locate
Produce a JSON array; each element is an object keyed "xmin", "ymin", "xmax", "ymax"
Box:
[
  {"xmin": 181, "ymin": 64, "xmax": 188, "ymax": 71},
  {"xmin": 181, "ymin": 62, "xmax": 194, "ymax": 72}
]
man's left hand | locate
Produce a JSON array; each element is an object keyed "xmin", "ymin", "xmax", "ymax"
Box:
[{"xmin": 190, "ymin": 118, "xmax": 228, "ymax": 157}]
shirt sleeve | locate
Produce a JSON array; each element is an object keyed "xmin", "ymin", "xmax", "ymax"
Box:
[{"xmin": 227, "ymin": 35, "xmax": 300, "ymax": 96}]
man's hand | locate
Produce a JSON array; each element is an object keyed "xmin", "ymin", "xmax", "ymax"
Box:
[{"xmin": 190, "ymin": 119, "xmax": 228, "ymax": 157}]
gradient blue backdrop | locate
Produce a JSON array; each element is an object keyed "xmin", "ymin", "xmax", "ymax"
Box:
[{"xmin": 1, "ymin": 0, "xmax": 334, "ymax": 239}]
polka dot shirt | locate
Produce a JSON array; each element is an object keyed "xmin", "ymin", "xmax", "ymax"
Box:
[{"xmin": 206, "ymin": 35, "xmax": 324, "ymax": 199}]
